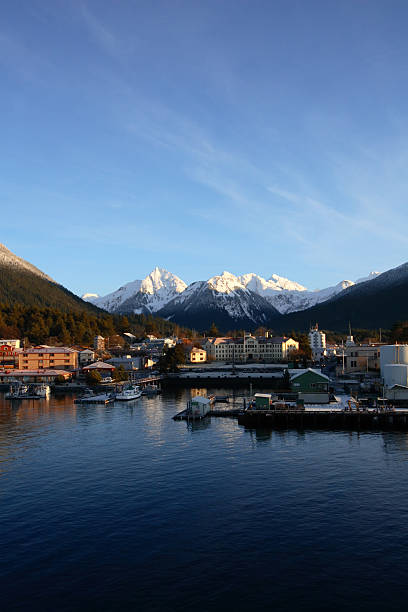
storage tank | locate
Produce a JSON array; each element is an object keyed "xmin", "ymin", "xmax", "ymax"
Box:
[
  {"xmin": 380, "ymin": 345, "xmax": 408, "ymax": 374},
  {"xmin": 383, "ymin": 364, "xmax": 408, "ymax": 388}
]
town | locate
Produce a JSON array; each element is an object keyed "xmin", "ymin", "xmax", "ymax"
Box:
[{"xmin": 0, "ymin": 323, "xmax": 407, "ymax": 408}]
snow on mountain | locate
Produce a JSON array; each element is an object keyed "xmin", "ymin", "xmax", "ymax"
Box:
[
  {"xmin": 239, "ymin": 273, "xmax": 307, "ymax": 294},
  {"xmin": 82, "ymin": 293, "xmax": 99, "ymax": 302},
  {"xmin": 238, "ymin": 272, "xmax": 381, "ymax": 314},
  {"xmin": 0, "ymin": 243, "xmax": 53, "ymax": 281},
  {"xmin": 157, "ymin": 274, "xmax": 280, "ymax": 331},
  {"xmin": 92, "ymin": 267, "xmax": 187, "ymax": 314},
  {"xmin": 91, "ymin": 279, "xmax": 143, "ymax": 312},
  {"xmin": 355, "ymin": 271, "xmax": 381, "ymax": 284},
  {"xmin": 87, "ymin": 267, "xmax": 382, "ymax": 319}
]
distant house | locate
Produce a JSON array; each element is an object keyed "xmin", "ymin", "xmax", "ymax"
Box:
[
  {"xmin": 290, "ymin": 368, "xmax": 331, "ymax": 404},
  {"xmin": 82, "ymin": 361, "xmax": 115, "ymax": 378},
  {"xmin": 94, "ymin": 336, "xmax": 105, "ymax": 351},
  {"xmin": 123, "ymin": 332, "xmax": 137, "ymax": 344},
  {"xmin": 79, "ymin": 349, "xmax": 95, "ymax": 366},
  {"xmin": 290, "ymin": 368, "xmax": 330, "ymax": 393},
  {"xmin": 0, "ymin": 345, "xmax": 18, "ymax": 369},
  {"xmin": 189, "ymin": 347, "xmax": 207, "ymax": 363},
  {"xmin": 0, "ymin": 339, "xmax": 21, "ymax": 349}
]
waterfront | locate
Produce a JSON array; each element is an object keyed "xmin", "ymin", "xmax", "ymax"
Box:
[{"xmin": 2, "ymin": 389, "xmax": 408, "ymax": 611}]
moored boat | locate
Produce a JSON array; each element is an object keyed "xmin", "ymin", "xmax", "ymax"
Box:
[{"xmin": 115, "ymin": 384, "xmax": 142, "ymax": 401}]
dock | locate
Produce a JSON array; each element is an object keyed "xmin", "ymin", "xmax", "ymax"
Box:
[
  {"xmin": 238, "ymin": 408, "xmax": 408, "ymax": 431},
  {"xmin": 74, "ymin": 394, "xmax": 115, "ymax": 405}
]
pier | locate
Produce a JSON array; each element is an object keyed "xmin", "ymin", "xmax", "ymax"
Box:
[
  {"xmin": 74, "ymin": 394, "xmax": 115, "ymax": 404},
  {"xmin": 238, "ymin": 408, "xmax": 408, "ymax": 431}
]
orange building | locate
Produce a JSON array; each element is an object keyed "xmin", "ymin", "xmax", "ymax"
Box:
[{"xmin": 17, "ymin": 347, "xmax": 78, "ymax": 371}]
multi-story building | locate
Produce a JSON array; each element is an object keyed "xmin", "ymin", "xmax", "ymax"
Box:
[
  {"xmin": 203, "ymin": 334, "xmax": 299, "ymax": 363},
  {"xmin": 94, "ymin": 336, "xmax": 105, "ymax": 351},
  {"xmin": 308, "ymin": 325, "xmax": 326, "ymax": 360},
  {"xmin": 16, "ymin": 347, "xmax": 78, "ymax": 371}
]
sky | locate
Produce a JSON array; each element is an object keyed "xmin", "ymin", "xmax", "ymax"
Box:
[{"xmin": 2, "ymin": 0, "xmax": 408, "ymax": 297}]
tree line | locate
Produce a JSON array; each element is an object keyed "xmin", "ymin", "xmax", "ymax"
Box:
[{"xmin": 0, "ymin": 303, "xmax": 196, "ymax": 346}]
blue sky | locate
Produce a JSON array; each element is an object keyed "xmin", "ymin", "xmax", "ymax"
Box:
[{"xmin": 2, "ymin": 0, "xmax": 408, "ymax": 296}]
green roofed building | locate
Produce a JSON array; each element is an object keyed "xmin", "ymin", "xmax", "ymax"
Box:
[{"xmin": 290, "ymin": 368, "xmax": 330, "ymax": 392}]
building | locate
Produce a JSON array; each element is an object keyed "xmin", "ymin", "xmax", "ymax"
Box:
[
  {"xmin": 0, "ymin": 339, "xmax": 21, "ymax": 349},
  {"xmin": 106, "ymin": 355, "xmax": 147, "ymax": 371},
  {"xmin": 203, "ymin": 334, "xmax": 299, "ymax": 363},
  {"xmin": 189, "ymin": 347, "xmax": 207, "ymax": 363},
  {"xmin": 79, "ymin": 349, "xmax": 95, "ymax": 366},
  {"xmin": 380, "ymin": 345, "xmax": 408, "ymax": 401},
  {"xmin": 82, "ymin": 361, "xmax": 116, "ymax": 378},
  {"xmin": 0, "ymin": 369, "xmax": 72, "ymax": 383},
  {"xmin": 336, "ymin": 344, "xmax": 382, "ymax": 374},
  {"xmin": 16, "ymin": 347, "xmax": 78, "ymax": 371},
  {"xmin": 94, "ymin": 336, "xmax": 105, "ymax": 351},
  {"xmin": 308, "ymin": 324, "xmax": 326, "ymax": 360},
  {"xmin": 290, "ymin": 368, "xmax": 330, "ymax": 403},
  {"xmin": 0, "ymin": 345, "xmax": 18, "ymax": 369}
]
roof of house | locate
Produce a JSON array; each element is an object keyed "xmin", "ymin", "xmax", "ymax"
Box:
[
  {"xmin": 290, "ymin": 368, "xmax": 330, "ymax": 382},
  {"xmin": 0, "ymin": 369, "xmax": 72, "ymax": 376},
  {"xmin": 16, "ymin": 347, "xmax": 77, "ymax": 354},
  {"xmin": 83, "ymin": 361, "xmax": 115, "ymax": 370}
]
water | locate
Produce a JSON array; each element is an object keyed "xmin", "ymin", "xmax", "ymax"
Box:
[{"xmin": 1, "ymin": 389, "xmax": 408, "ymax": 611}]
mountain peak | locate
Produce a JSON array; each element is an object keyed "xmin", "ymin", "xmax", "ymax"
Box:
[{"xmin": 0, "ymin": 243, "xmax": 53, "ymax": 281}]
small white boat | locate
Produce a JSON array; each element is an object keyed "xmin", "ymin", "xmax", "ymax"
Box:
[{"xmin": 115, "ymin": 384, "xmax": 142, "ymax": 401}]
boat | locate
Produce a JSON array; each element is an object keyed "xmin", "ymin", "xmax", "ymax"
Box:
[
  {"xmin": 115, "ymin": 384, "xmax": 142, "ymax": 401},
  {"xmin": 5, "ymin": 381, "xmax": 51, "ymax": 400},
  {"xmin": 33, "ymin": 383, "xmax": 51, "ymax": 398},
  {"xmin": 142, "ymin": 384, "xmax": 161, "ymax": 395}
]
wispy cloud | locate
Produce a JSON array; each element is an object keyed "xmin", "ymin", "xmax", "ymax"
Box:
[{"xmin": 80, "ymin": 4, "xmax": 121, "ymax": 58}]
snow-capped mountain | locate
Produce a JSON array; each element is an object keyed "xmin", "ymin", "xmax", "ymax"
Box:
[
  {"xmin": 157, "ymin": 273, "xmax": 280, "ymax": 331},
  {"xmin": 84, "ymin": 268, "xmax": 382, "ymax": 329},
  {"xmin": 0, "ymin": 243, "xmax": 53, "ymax": 281},
  {"xmin": 236, "ymin": 272, "xmax": 380, "ymax": 314},
  {"xmin": 88, "ymin": 267, "xmax": 187, "ymax": 314}
]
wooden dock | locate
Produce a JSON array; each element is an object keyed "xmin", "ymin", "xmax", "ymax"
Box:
[
  {"xmin": 173, "ymin": 405, "xmax": 244, "ymax": 421},
  {"xmin": 74, "ymin": 394, "xmax": 115, "ymax": 405},
  {"xmin": 238, "ymin": 409, "xmax": 408, "ymax": 431}
]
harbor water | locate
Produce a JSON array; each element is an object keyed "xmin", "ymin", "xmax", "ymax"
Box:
[{"xmin": 1, "ymin": 389, "xmax": 408, "ymax": 611}]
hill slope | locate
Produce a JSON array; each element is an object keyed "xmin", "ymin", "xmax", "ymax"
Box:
[
  {"xmin": 0, "ymin": 244, "xmax": 101, "ymax": 313},
  {"xmin": 269, "ymin": 262, "xmax": 408, "ymax": 332}
]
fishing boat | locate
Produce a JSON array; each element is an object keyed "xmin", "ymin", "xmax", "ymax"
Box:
[{"xmin": 115, "ymin": 384, "xmax": 142, "ymax": 401}]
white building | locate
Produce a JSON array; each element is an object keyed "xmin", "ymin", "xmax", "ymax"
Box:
[
  {"xmin": 79, "ymin": 349, "xmax": 95, "ymax": 366},
  {"xmin": 203, "ymin": 334, "xmax": 299, "ymax": 363},
  {"xmin": 308, "ymin": 325, "xmax": 326, "ymax": 360},
  {"xmin": 94, "ymin": 335, "xmax": 105, "ymax": 351}
]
